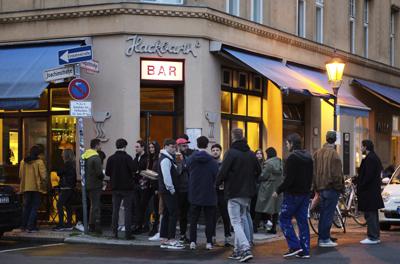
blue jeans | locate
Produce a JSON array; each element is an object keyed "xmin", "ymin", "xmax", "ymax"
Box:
[
  {"xmin": 228, "ymin": 198, "xmax": 251, "ymax": 253},
  {"xmin": 279, "ymin": 193, "xmax": 310, "ymax": 255},
  {"xmin": 244, "ymin": 203, "xmax": 253, "ymax": 243},
  {"xmin": 22, "ymin": 191, "xmax": 41, "ymax": 230},
  {"xmin": 318, "ymin": 189, "xmax": 339, "ymax": 242}
]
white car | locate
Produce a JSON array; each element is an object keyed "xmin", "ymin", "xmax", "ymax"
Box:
[{"xmin": 380, "ymin": 166, "xmax": 400, "ymax": 230}]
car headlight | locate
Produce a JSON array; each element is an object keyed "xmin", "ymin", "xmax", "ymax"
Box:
[{"xmin": 382, "ymin": 192, "xmax": 391, "ymax": 202}]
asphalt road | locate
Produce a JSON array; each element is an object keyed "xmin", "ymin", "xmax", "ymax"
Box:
[{"xmin": 0, "ymin": 225, "xmax": 399, "ymax": 263}]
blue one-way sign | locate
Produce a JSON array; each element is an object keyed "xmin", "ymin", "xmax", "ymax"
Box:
[{"xmin": 59, "ymin": 46, "xmax": 93, "ymax": 65}]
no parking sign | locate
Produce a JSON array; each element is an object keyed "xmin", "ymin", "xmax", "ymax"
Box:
[{"xmin": 68, "ymin": 78, "xmax": 91, "ymax": 100}]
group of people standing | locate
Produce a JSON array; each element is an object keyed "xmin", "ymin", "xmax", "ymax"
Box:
[{"xmin": 18, "ymin": 127, "xmax": 385, "ymax": 262}]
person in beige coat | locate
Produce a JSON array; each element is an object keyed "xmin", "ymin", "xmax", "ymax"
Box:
[{"xmin": 19, "ymin": 145, "xmax": 47, "ymax": 232}]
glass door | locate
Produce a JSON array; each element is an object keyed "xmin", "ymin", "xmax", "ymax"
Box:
[{"xmin": 140, "ymin": 87, "xmax": 183, "ymax": 146}]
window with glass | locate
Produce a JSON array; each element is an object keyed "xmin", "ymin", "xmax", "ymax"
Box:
[
  {"xmin": 390, "ymin": 9, "xmax": 397, "ymax": 66},
  {"xmin": 349, "ymin": 0, "xmax": 356, "ymax": 53},
  {"xmin": 0, "ymin": 87, "xmax": 75, "ymax": 185},
  {"xmin": 363, "ymin": 0, "xmax": 369, "ymax": 58},
  {"xmin": 221, "ymin": 67, "xmax": 264, "ymax": 152},
  {"xmin": 227, "ymin": 0, "xmax": 240, "ymax": 16},
  {"xmin": 251, "ymin": 0, "xmax": 263, "ymax": 23},
  {"xmin": 355, "ymin": 116, "xmax": 369, "ymax": 169},
  {"xmin": 316, "ymin": 0, "xmax": 324, "ymax": 43},
  {"xmin": 298, "ymin": 0, "xmax": 306, "ymax": 37}
]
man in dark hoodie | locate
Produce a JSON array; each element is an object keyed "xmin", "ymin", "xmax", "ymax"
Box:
[
  {"xmin": 187, "ymin": 136, "xmax": 219, "ymax": 250},
  {"xmin": 106, "ymin": 138, "xmax": 135, "ymax": 240},
  {"xmin": 82, "ymin": 138, "xmax": 104, "ymax": 234},
  {"xmin": 217, "ymin": 128, "xmax": 261, "ymax": 263},
  {"xmin": 273, "ymin": 133, "xmax": 313, "ymax": 259}
]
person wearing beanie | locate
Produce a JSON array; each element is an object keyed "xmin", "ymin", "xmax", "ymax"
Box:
[{"xmin": 312, "ymin": 131, "xmax": 344, "ymax": 248}]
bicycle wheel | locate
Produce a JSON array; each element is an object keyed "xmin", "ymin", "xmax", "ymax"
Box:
[
  {"xmin": 308, "ymin": 206, "xmax": 319, "ymax": 235},
  {"xmin": 332, "ymin": 206, "xmax": 346, "ymax": 233},
  {"xmin": 350, "ymin": 196, "xmax": 367, "ymax": 226}
]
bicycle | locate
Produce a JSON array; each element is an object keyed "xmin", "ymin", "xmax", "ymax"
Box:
[
  {"xmin": 308, "ymin": 194, "xmax": 346, "ymax": 235},
  {"xmin": 338, "ymin": 177, "xmax": 367, "ymax": 226}
]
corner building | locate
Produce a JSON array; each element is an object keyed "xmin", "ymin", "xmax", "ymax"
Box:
[{"xmin": 0, "ymin": 0, "xmax": 400, "ymax": 194}]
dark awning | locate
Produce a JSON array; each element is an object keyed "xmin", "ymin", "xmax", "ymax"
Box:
[
  {"xmin": 287, "ymin": 64, "xmax": 370, "ymax": 117},
  {"xmin": 352, "ymin": 79, "xmax": 400, "ymax": 108},
  {"xmin": 0, "ymin": 43, "xmax": 79, "ymax": 110},
  {"xmin": 222, "ymin": 48, "xmax": 334, "ymax": 99}
]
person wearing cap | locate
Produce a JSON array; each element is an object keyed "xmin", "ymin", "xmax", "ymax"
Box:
[
  {"xmin": 159, "ymin": 138, "xmax": 184, "ymax": 249},
  {"xmin": 312, "ymin": 131, "xmax": 344, "ymax": 247},
  {"xmin": 175, "ymin": 137, "xmax": 193, "ymax": 243}
]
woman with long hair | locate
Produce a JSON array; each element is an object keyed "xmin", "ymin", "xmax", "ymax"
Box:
[
  {"xmin": 53, "ymin": 149, "xmax": 77, "ymax": 231},
  {"xmin": 19, "ymin": 145, "xmax": 47, "ymax": 232},
  {"xmin": 147, "ymin": 140, "xmax": 162, "ymax": 238},
  {"xmin": 252, "ymin": 148, "xmax": 265, "ymax": 232}
]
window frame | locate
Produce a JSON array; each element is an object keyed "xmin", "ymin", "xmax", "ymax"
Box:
[
  {"xmin": 316, "ymin": 0, "xmax": 324, "ymax": 44},
  {"xmin": 349, "ymin": 0, "xmax": 356, "ymax": 53},
  {"xmin": 363, "ymin": 0, "xmax": 369, "ymax": 58},
  {"xmin": 297, "ymin": 0, "xmax": 306, "ymax": 38},
  {"xmin": 390, "ymin": 9, "xmax": 397, "ymax": 66},
  {"xmin": 226, "ymin": 0, "xmax": 240, "ymax": 16},
  {"xmin": 250, "ymin": 0, "xmax": 263, "ymax": 23}
]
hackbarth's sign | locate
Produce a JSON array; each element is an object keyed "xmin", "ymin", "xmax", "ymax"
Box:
[{"xmin": 125, "ymin": 35, "xmax": 201, "ymax": 58}]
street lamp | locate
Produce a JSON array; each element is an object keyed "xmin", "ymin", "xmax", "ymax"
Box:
[{"xmin": 325, "ymin": 57, "xmax": 345, "ymax": 132}]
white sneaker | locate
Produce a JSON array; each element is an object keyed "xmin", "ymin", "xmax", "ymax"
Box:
[
  {"xmin": 318, "ymin": 240, "xmax": 338, "ymax": 247},
  {"xmin": 360, "ymin": 238, "xmax": 381, "ymax": 245},
  {"xmin": 190, "ymin": 242, "xmax": 196, "ymax": 250},
  {"xmin": 206, "ymin": 243, "xmax": 213, "ymax": 250},
  {"xmin": 149, "ymin": 232, "xmax": 160, "ymax": 241},
  {"xmin": 74, "ymin": 223, "xmax": 84, "ymax": 232},
  {"xmin": 166, "ymin": 240, "xmax": 185, "ymax": 249}
]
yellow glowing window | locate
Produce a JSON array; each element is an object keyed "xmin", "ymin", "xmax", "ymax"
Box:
[
  {"xmin": 221, "ymin": 91, "xmax": 231, "ymax": 114},
  {"xmin": 232, "ymin": 93, "xmax": 247, "ymax": 115},
  {"xmin": 232, "ymin": 120, "xmax": 246, "ymax": 134},
  {"xmin": 220, "ymin": 119, "xmax": 230, "ymax": 155},
  {"xmin": 248, "ymin": 96, "xmax": 261, "ymax": 117},
  {"xmin": 247, "ymin": 122, "xmax": 260, "ymax": 151}
]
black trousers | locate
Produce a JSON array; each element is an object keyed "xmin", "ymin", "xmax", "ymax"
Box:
[
  {"xmin": 134, "ymin": 187, "xmax": 152, "ymax": 228},
  {"xmin": 87, "ymin": 188, "xmax": 102, "ymax": 228},
  {"xmin": 190, "ymin": 205, "xmax": 216, "ymax": 244},
  {"xmin": 365, "ymin": 210, "xmax": 380, "ymax": 240},
  {"xmin": 177, "ymin": 191, "xmax": 190, "ymax": 236},
  {"xmin": 150, "ymin": 188, "xmax": 159, "ymax": 226},
  {"xmin": 57, "ymin": 189, "xmax": 74, "ymax": 226},
  {"xmin": 160, "ymin": 192, "xmax": 178, "ymax": 240},
  {"xmin": 215, "ymin": 190, "xmax": 231, "ymax": 237},
  {"xmin": 112, "ymin": 190, "xmax": 134, "ymax": 236}
]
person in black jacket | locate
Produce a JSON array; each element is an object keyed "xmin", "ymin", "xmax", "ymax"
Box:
[
  {"xmin": 358, "ymin": 140, "xmax": 384, "ymax": 245},
  {"xmin": 187, "ymin": 136, "xmax": 218, "ymax": 250},
  {"xmin": 53, "ymin": 149, "xmax": 77, "ymax": 231},
  {"xmin": 133, "ymin": 139, "xmax": 150, "ymax": 234},
  {"xmin": 217, "ymin": 128, "xmax": 261, "ymax": 262},
  {"xmin": 106, "ymin": 138, "xmax": 135, "ymax": 240},
  {"xmin": 148, "ymin": 140, "xmax": 161, "ymax": 237},
  {"xmin": 273, "ymin": 133, "xmax": 313, "ymax": 259}
]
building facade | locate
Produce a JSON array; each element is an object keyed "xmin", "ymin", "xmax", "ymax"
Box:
[{"xmin": 0, "ymin": 0, "xmax": 400, "ymax": 191}]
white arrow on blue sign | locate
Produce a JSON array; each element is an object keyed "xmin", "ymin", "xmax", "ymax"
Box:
[{"xmin": 59, "ymin": 45, "xmax": 93, "ymax": 65}]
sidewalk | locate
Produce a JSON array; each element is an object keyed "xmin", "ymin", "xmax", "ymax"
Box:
[{"xmin": 2, "ymin": 224, "xmax": 281, "ymax": 246}]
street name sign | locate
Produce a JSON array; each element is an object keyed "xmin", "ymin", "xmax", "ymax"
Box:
[
  {"xmin": 80, "ymin": 60, "xmax": 99, "ymax": 73},
  {"xmin": 70, "ymin": 100, "xmax": 92, "ymax": 117},
  {"xmin": 68, "ymin": 78, "xmax": 91, "ymax": 100},
  {"xmin": 59, "ymin": 45, "xmax": 93, "ymax": 65},
  {"xmin": 43, "ymin": 65, "xmax": 76, "ymax": 82}
]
